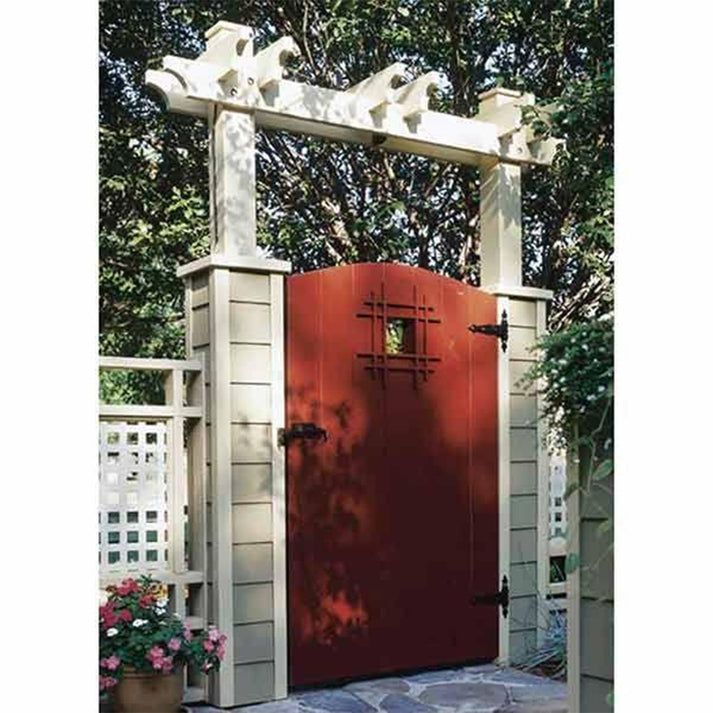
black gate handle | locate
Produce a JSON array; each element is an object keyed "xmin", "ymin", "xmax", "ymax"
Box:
[{"xmin": 278, "ymin": 422, "xmax": 328, "ymax": 446}]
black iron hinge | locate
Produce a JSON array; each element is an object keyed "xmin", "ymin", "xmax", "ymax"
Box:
[
  {"xmin": 471, "ymin": 575, "xmax": 510, "ymax": 618},
  {"xmin": 468, "ymin": 310, "xmax": 509, "ymax": 352}
]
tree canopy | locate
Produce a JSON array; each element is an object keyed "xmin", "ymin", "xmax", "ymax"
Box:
[{"xmin": 100, "ymin": 0, "xmax": 613, "ymax": 359}]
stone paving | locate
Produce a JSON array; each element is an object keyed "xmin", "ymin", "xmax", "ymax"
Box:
[{"xmin": 186, "ymin": 665, "xmax": 567, "ymax": 713}]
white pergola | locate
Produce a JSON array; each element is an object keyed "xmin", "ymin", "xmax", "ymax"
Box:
[
  {"xmin": 146, "ymin": 20, "xmax": 561, "ymax": 285},
  {"xmin": 146, "ymin": 20, "xmax": 562, "ymax": 708}
]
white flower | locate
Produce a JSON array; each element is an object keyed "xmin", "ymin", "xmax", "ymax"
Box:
[
  {"xmin": 133, "ymin": 619, "xmax": 148, "ymax": 628},
  {"xmin": 155, "ymin": 597, "xmax": 168, "ymax": 609},
  {"xmin": 107, "ymin": 628, "xmax": 119, "ymax": 637}
]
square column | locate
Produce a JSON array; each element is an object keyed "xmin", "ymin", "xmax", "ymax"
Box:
[
  {"xmin": 478, "ymin": 87, "xmax": 553, "ymax": 664},
  {"xmin": 209, "ymin": 107, "xmax": 257, "ymax": 257},
  {"xmin": 180, "ymin": 254, "xmax": 291, "ymax": 708}
]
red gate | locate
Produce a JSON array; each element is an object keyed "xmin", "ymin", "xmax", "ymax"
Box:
[{"xmin": 285, "ymin": 263, "xmax": 499, "ymax": 687}]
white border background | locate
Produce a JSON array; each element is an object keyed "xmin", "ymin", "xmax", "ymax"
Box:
[{"xmin": 1, "ymin": 2, "xmax": 711, "ymax": 709}]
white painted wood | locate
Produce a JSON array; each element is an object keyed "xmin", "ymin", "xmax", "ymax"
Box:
[
  {"xmin": 393, "ymin": 71, "xmax": 443, "ymax": 117},
  {"xmin": 100, "ymin": 569, "xmax": 204, "ymax": 588},
  {"xmin": 234, "ymin": 622, "xmax": 274, "ymax": 664},
  {"xmin": 99, "ymin": 421, "xmax": 170, "ymax": 573},
  {"xmin": 255, "ymin": 37, "xmax": 301, "ymax": 89},
  {"xmin": 234, "ymin": 583, "xmax": 274, "ymax": 624},
  {"xmin": 230, "ymin": 272, "xmax": 271, "ymax": 303},
  {"xmin": 145, "ymin": 24, "xmax": 562, "ymax": 170},
  {"xmin": 479, "ymin": 162, "xmax": 522, "ymax": 288},
  {"xmin": 233, "ymin": 543, "xmax": 273, "ymax": 583},
  {"xmin": 99, "ymin": 404, "xmax": 202, "ymax": 420},
  {"xmin": 99, "ymin": 356, "xmax": 203, "ymax": 372},
  {"xmin": 230, "ymin": 303, "xmax": 272, "ymax": 344},
  {"xmin": 187, "ymin": 356, "xmax": 208, "ymax": 629},
  {"xmin": 165, "ymin": 369, "xmax": 188, "ymax": 574},
  {"xmin": 232, "ymin": 503, "xmax": 272, "ymax": 543},
  {"xmin": 535, "ymin": 300, "xmax": 549, "ymax": 646},
  {"xmin": 234, "ymin": 662, "xmax": 275, "ymax": 705},
  {"xmin": 269, "ymin": 273, "xmax": 288, "ymax": 700},
  {"xmin": 496, "ymin": 295, "xmax": 511, "ymax": 665},
  {"xmin": 482, "ymin": 284, "xmax": 554, "ymax": 301},
  {"xmin": 476, "ymin": 87, "xmax": 535, "ymax": 138},
  {"xmin": 178, "ymin": 254, "xmax": 292, "ymax": 278},
  {"xmin": 549, "ymin": 456, "xmax": 568, "ymax": 538},
  {"xmin": 208, "ymin": 268, "xmax": 236, "ymax": 706},
  {"xmin": 567, "ymin": 434, "xmax": 581, "ymax": 713},
  {"xmin": 209, "ymin": 107, "xmax": 257, "ymax": 257},
  {"xmin": 345, "ymin": 63, "xmax": 407, "ymax": 108},
  {"xmin": 184, "ymin": 280, "xmax": 194, "ymax": 356}
]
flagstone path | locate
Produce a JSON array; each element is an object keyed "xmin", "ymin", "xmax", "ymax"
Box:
[{"xmin": 186, "ymin": 665, "xmax": 566, "ymax": 712}]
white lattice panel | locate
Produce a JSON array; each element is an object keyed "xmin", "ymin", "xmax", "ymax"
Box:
[
  {"xmin": 99, "ymin": 421, "xmax": 169, "ymax": 573},
  {"xmin": 549, "ymin": 455, "xmax": 568, "ymax": 538}
]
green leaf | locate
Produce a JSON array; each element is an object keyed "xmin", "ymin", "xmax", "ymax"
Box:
[
  {"xmin": 592, "ymin": 459, "xmax": 613, "ymax": 481},
  {"xmin": 564, "ymin": 552, "xmax": 580, "ymax": 574}
]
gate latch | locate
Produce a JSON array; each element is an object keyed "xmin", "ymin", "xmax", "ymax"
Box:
[
  {"xmin": 471, "ymin": 575, "xmax": 510, "ymax": 618},
  {"xmin": 468, "ymin": 310, "xmax": 509, "ymax": 352},
  {"xmin": 278, "ymin": 422, "xmax": 328, "ymax": 447}
]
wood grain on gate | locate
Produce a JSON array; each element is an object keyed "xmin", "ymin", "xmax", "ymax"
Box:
[{"xmin": 285, "ymin": 263, "xmax": 499, "ymax": 686}]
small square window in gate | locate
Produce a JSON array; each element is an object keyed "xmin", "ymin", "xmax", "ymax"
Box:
[{"xmin": 385, "ymin": 318, "xmax": 416, "ymax": 354}]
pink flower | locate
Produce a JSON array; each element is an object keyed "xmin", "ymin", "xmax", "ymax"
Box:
[
  {"xmin": 99, "ymin": 675, "xmax": 118, "ymax": 691},
  {"xmin": 116, "ymin": 578, "xmax": 140, "ymax": 596},
  {"xmin": 182, "ymin": 625, "xmax": 193, "ymax": 642},
  {"xmin": 139, "ymin": 594, "xmax": 154, "ymax": 608},
  {"xmin": 168, "ymin": 638, "xmax": 181, "ymax": 652},
  {"xmin": 161, "ymin": 656, "xmax": 174, "ymax": 674},
  {"xmin": 118, "ymin": 609, "xmax": 132, "ymax": 622},
  {"xmin": 208, "ymin": 626, "xmax": 221, "ymax": 642},
  {"xmin": 146, "ymin": 645, "xmax": 164, "ymax": 662},
  {"xmin": 104, "ymin": 655, "xmax": 121, "ymax": 671},
  {"xmin": 100, "ymin": 602, "xmax": 119, "ymax": 629},
  {"xmin": 202, "ymin": 639, "xmax": 214, "ymax": 653},
  {"xmin": 216, "ymin": 643, "xmax": 226, "ymax": 660}
]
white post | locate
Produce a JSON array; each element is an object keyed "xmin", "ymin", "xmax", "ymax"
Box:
[
  {"xmin": 180, "ymin": 254, "xmax": 291, "ymax": 708},
  {"xmin": 479, "ymin": 161, "xmax": 522, "ymax": 287},
  {"xmin": 478, "ymin": 88, "xmax": 524, "ymax": 290},
  {"xmin": 209, "ymin": 107, "xmax": 257, "ymax": 257}
]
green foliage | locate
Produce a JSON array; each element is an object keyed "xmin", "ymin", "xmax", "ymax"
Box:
[
  {"xmin": 100, "ymin": 0, "xmax": 613, "ymax": 360},
  {"xmin": 526, "ymin": 318, "xmax": 613, "ymax": 586},
  {"xmin": 99, "ymin": 576, "xmax": 226, "ymax": 691},
  {"xmin": 524, "ymin": 318, "xmax": 613, "ymax": 448},
  {"xmin": 99, "ymin": 369, "xmax": 164, "ymax": 405}
]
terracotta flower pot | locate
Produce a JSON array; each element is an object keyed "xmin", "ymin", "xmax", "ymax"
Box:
[{"xmin": 110, "ymin": 668, "xmax": 184, "ymax": 713}]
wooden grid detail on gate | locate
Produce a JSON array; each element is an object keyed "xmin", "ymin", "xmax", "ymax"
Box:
[{"xmin": 356, "ymin": 281, "xmax": 441, "ymax": 388}]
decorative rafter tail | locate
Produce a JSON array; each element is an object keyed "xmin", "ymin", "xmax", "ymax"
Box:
[
  {"xmin": 255, "ymin": 37, "xmax": 301, "ymax": 89},
  {"xmin": 200, "ymin": 22, "xmax": 255, "ymax": 65},
  {"xmin": 345, "ymin": 63, "xmax": 408, "ymax": 109},
  {"xmin": 393, "ymin": 71, "xmax": 443, "ymax": 117}
]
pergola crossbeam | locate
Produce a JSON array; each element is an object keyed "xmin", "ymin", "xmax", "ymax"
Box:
[{"xmin": 145, "ymin": 22, "xmax": 562, "ymax": 168}]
